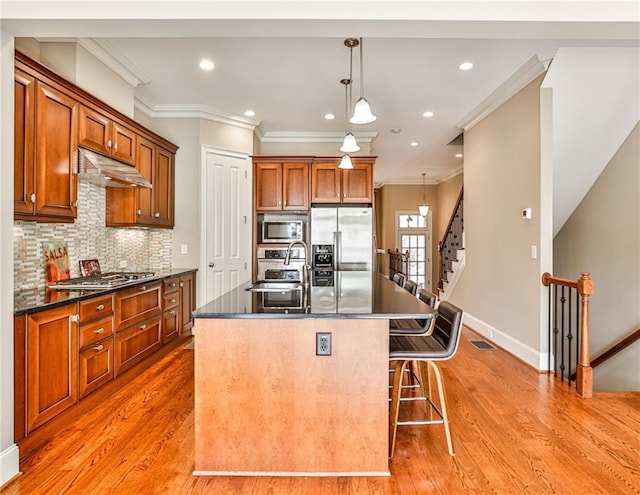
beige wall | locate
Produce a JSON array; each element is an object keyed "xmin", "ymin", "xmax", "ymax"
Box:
[
  {"xmin": 554, "ymin": 122, "xmax": 640, "ymax": 391},
  {"xmin": 451, "ymin": 76, "xmax": 544, "ymax": 355},
  {"xmin": 258, "ymin": 140, "xmax": 372, "ymax": 156}
]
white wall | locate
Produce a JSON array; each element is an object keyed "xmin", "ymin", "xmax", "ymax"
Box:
[
  {"xmin": 451, "ymin": 76, "xmax": 547, "ymax": 368},
  {"xmin": 554, "ymin": 123, "xmax": 640, "ymax": 391},
  {"xmin": 0, "ymin": 29, "xmax": 19, "ymax": 488}
]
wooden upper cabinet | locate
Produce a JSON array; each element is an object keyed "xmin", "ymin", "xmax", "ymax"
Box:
[
  {"xmin": 106, "ymin": 137, "xmax": 175, "ymax": 228},
  {"xmin": 34, "ymin": 81, "xmax": 79, "ymax": 221},
  {"xmin": 311, "ymin": 157, "xmax": 374, "ymax": 204},
  {"xmin": 254, "ymin": 159, "xmax": 310, "ymax": 211},
  {"xmin": 78, "ymin": 105, "xmax": 136, "ymax": 166},
  {"xmin": 14, "ymin": 69, "xmax": 35, "ymax": 217},
  {"xmin": 15, "ymin": 68, "xmax": 78, "ymax": 222}
]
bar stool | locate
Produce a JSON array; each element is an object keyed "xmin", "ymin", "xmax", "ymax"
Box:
[
  {"xmin": 403, "ymin": 279, "xmax": 418, "ymax": 296},
  {"xmin": 392, "ymin": 273, "xmax": 406, "ymax": 288},
  {"xmin": 389, "ymin": 300, "xmax": 464, "ymax": 457},
  {"xmin": 389, "ymin": 289, "xmax": 437, "ymax": 335}
]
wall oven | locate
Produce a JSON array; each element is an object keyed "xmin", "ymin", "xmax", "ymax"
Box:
[{"xmin": 256, "ymin": 245, "xmax": 306, "ymax": 282}]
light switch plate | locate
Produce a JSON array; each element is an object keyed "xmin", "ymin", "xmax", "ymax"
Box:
[{"xmin": 181, "ymin": 244, "xmax": 188, "ymax": 254}]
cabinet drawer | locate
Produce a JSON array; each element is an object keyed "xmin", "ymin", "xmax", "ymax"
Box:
[
  {"xmin": 163, "ymin": 292, "xmax": 179, "ymax": 311},
  {"xmin": 114, "ymin": 282, "xmax": 162, "ymax": 332},
  {"xmin": 79, "ymin": 336, "xmax": 114, "ymax": 399},
  {"xmin": 163, "ymin": 276, "xmax": 180, "ymax": 294},
  {"xmin": 115, "ymin": 315, "xmax": 162, "ymax": 376},
  {"xmin": 79, "ymin": 315, "xmax": 114, "ymax": 349},
  {"xmin": 79, "ymin": 294, "xmax": 113, "ymax": 323}
]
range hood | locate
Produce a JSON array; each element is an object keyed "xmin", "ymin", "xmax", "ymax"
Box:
[{"xmin": 77, "ymin": 147, "xmax": 152, "ymax": 188}]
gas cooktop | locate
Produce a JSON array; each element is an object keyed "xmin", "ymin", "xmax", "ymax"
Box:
[{"xmin": 48, "ymin": 272, "xmax": 156, "ymax": 290}]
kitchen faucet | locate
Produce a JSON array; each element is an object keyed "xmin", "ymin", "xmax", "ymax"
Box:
[{"xmin": 284, "ymin": 240, "xmax": 311, "ymax": 288}]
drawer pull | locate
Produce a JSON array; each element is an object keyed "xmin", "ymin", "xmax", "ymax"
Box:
[
  {"xmin": 139, "ymin": 286, "xmax": 146, "ymax": 291},
  {"xmin": 169, "ymin": 310, "xmax": 176, "ymax": 315},
  {"xmin": 93, "ymin": 344, "xmax": 104, "ymax": 352},
  {"xmin": 140, "ymin": 324, "xmax": 147, "ymax": 330},
  {"xmin": 169, "ymin": 299, "xmax": 176, "ymax": 304},
  {"xmin": 180, "ymin": 282, "xmax": 184, "ymax": 287},
  {"xmin": 94, "ymin": 327, "xmax": 105, "ymax": 335},
  {"xmin": 170, "ymin": 282, "xmax": 176, "ymax": 288},
  {"xmin": 96, "ymin": 304, "xmax": 105, "ymax": 311}
]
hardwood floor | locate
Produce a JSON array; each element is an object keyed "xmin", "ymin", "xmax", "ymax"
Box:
[{"xmin": 2, "ymin": 326, "xmax": 639, "ymax": 494}]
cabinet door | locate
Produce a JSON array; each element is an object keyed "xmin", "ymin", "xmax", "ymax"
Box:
[
  {"xmin": 114, "ymin": 282, "xmax": 162, "ymax": 332},
  {"xmin": 111, "ymin": 123, "xmax": 137, "ymax": 166},
  {"xmin": 26, "ymin": 303, "xmax": 78, "ymax": 433},
  {"xmin": 342, "ymin": 162, "xmax": 373, "ymax": 203},
  {"xmin": 282, "ymin": 163, "xmax": 309, "ymax": 211},
  {"xmin": 255, "ymin": 162, "xmax": 283, "ymax": 211},
  {"xmin": 162, "ymin": 309, "xmax": 180, "ymax": 344},
  {"xmin": 14, "ymin": 70, "xmax": 36, "ymax": 216},
  {"xmin": 153, "ymin": 146, "xmax": 174, "ymax": 227},
  {"xmin": 79, "ymin": 336, "xmax": 115, "ymax": 399},
  {"xmin": 135, "ymin": 136, "xmax": 156, "ymax": 224},
  {"xmin": 180, "ymin": 273, "xmax": 195, "ymax": 334},
  {"xmin": 78, "ymin": 105, "xmax": 111, "ymax": 156},
  {"xmin": 311, "ymin": 163, "xmax": 341, "ymax": 203},
  {"xmin": 34, "ymin": 81, "xmax": 78, "ymax": 220}
]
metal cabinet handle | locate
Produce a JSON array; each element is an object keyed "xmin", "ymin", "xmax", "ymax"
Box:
[
  {"xmin": 30, "ymin": 193, "xmax": 36, "ymax": 203},
  {"xmin": 180, "ymin": 282, "xmax": 184, "ymax": 287},
  {"xmin": 170, "ymin": 282, "xmax": 176, "ymax": 288},
  {"xmin": 140, "ymin": 324, "xmax": 147, "ymax": 330},
  {"xmin": 154, "ymin": 212, "xmax": 160, "ymax": 218},
  {"xmin": 169, "ymin": 310, "xmax": 175, "ymax": 315},
  {"xmin": 113, "ymin": 142, "xmax": 118, "ymax": 151},
  {"xmin": 136, "ymin": 209, "xmax": 142, "ymax": 216},
  {"xmin": 107, "ymin": 139, "xmax": 112, "ymax": 148},
  {"xmin": 93, "ymin": 344, "xmax": 104, "ymax": 352},
  {"xmin": 96, "ymin": 304, "xmax": 105, "ymax": 311},
  {"xmin": 169, "ymin": 299, "xmax": 176, "ymax": 304},
  {"xmin": 138, "ymin": 286, "xmax": 147, "ymax": 291},
  {"xmin": 94, "ymin": 327, "xmax": 105, "ymax": 334}
]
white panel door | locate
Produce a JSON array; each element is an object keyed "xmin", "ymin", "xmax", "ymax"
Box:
[{"xmin": 201, "ymin": 146, "xmax": 251, "ymax": 305}]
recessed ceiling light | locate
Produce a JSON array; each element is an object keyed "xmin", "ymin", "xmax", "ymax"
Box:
[
  {"xmin": 391, "ymin": 128, "xmax": 402, "ymax": 134},
  {"xmin": 324, "ymin": 113, "xmax": 335, "ymax": 120},
  {"xmin": 455, "ymin": 153, "xmax": 463, "ymax": 158},
  {"xmin": 244, "ymin": 110, "xmax": 255, "ymax": 117},
  {"xmin": 458, "ymin": 62, "xmax": 473, "ymax": 71},
  {"xmin": 410, "ymin": 142, "xmax": 419, "ymax": 147},
  {"xmin": 199, "ymin": 59, "xmax": 215, "ymax": 71},
  {"xmin": 422, "ymin": 111, "xmax": 434, "ymax": 118}
]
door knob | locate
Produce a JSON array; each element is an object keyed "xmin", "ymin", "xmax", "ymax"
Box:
[{"xmin": 208, "ymin": 262, "xmax": 215, "ymax": 267}]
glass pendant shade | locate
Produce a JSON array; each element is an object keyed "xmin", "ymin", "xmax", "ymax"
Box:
[
  {"xmin": 340, "ymin": 132, "xmax": 360, "ymax": 153},
  {"xmin": 418, "ymin": 204, "xmax": 430, "ymax": 217},
  {"xmin": 350, "ymin": 97, "xmax": 377, "ymax": 124},
  {"xmin": 338, "ymin": 154, "xmax": 354, "ymax": 170}
]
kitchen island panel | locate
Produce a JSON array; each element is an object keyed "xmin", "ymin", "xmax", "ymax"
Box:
[{"xmin": 194, "ymin": 317, "xmax": 389, "ymax": 476}]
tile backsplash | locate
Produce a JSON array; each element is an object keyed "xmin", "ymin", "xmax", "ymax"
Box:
[{"xmin": 14, "ymin": 181, "xmax": 172, "ymax": 290}]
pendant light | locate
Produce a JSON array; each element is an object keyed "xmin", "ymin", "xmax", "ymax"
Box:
[
  {"xmin": 339, "ymin": 77, "xmax": 360, "ymax": 153},
  {"xmin": 418, "ymin": 173, "xmax": 430, "ymax": 217},
  {"xmin": 339, "ymin": 154, "xmax": 354, "ymax": 170},
  {"xmin": 349, "ymin": 37, "xmax": 377, "ymax": 125}
]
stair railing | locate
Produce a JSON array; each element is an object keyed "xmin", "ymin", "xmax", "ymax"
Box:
[
  {"xmin": 438, "ymin": 188, "xmax": 464, "ymax": 290},
  {"xmin": 572, "ymin": 328, "xmax": 640, "ymax": 380},
  {"xmin": 541, "ymin": 272, "xmax": 594, "ymax": 398}
]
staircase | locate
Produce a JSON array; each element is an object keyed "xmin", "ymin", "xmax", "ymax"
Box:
[{"xmin": 437, "ymin": 188, "xmax": 464, "ymax": 301}]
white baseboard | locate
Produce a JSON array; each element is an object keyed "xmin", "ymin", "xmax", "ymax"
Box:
[
  {"xmin": 464, "ymin": 313, "xmax": 548, "ymax": 370},
  {"xmin": 0, "ymin": 444, "xmax": 19, "ymax": 488}
]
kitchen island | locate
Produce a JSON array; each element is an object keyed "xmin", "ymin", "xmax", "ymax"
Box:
[{"xmin": 192, "ymin": 271, "xmax": 434, "ymax": 476}]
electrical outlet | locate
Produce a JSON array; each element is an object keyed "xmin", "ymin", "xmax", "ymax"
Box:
[
  {"xmin": 316, "ymin": 332, "xmax": 332, "ymax": 356},
  {"xmin": 119, "ymin": 260, "xmax": 128, "ymax": 268}
]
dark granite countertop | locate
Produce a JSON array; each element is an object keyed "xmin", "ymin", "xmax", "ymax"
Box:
[
  {"xmin": 193, "ymin": 271, "xmax": 434, "ymax": 319},
  {"xmin": 14, "ymin": 268, "xmax": 197, "ymax": 316}
]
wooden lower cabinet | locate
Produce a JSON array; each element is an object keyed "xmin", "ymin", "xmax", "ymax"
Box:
[
  {"xmin": 162, "ymin": 308, "xmax": 180, "ymax": 344},
  {"xmin": 114, "ymin": 282, "xmax": 162, "ymax": 332},
  {"xmin": 115, "ymin": 315, "xmax": 162, "ymax": 376},
  {"xmin": 25, "ymin": 303, "xmax": 78, "ymax": 434},
  {"xmin": 180, "ymin": 272, "xmax": 196, "ymax": 334},
  {"xmin": 79, "ymin": 336, "xmax": 115, "ymax": 399}
]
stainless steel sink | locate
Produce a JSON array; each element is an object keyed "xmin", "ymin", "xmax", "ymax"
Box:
[{"xmin": 246, "ymin": 281, "xmax": 301, "ymax": 293}]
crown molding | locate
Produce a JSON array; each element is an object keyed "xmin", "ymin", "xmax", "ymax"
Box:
[
  {"xmin": 134, "ymin": 95, "xmax": 259, "ymax": 130},
  {"xmin": 37, "ymin": 37, "xmax": 151, "ymax": 87},
  {"xmin": 456, "ymin": 52, "xmax": 554, "ymax": 131},
  {"xmin": 374, "ymin": 165, "xmax": 463, "ymax": 188},
  {"xmin": 260, "ymin": 131, "xmax": 378, "ymax": 144}
]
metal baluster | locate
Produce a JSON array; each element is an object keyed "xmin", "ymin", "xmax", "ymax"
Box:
[
  {"xmin": 548, "ymin": 283, "xmax": 552, "ymax": 372},
  {"xmin": 560, "ymin": 287, "xmax": 566, "ymax": 382},
  {"xmin": 553, "ymin": 284, "xmax": 559, "ymax": 377},
  {"xmin": 567, "ymin": 288, "xmax": 573, "ymax": 386}
]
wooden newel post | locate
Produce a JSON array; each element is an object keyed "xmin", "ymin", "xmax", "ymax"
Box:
[{"xmin": 576, "ymin": 272, "xmax": 594, "ymax": 398}]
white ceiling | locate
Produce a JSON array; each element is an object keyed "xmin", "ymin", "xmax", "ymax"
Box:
[{"xmin": 2, "ymin": 1, "xmax": 638, "ymax": 185}]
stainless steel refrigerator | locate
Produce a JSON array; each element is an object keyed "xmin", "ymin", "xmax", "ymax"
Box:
[{"xmin": 311, "ymin": 207, "xmax": 373, "ymax": 270}]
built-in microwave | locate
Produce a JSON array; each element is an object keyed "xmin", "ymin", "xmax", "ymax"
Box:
[{"xmin": 262, "ymin": 220, "xmax": 304, "ymax": 244}]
